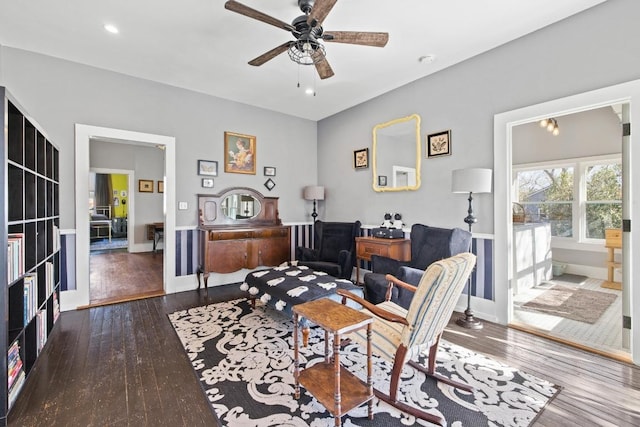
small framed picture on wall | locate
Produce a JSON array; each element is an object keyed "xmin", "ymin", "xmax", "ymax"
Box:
[
  {"xmin": 427, "ymin": 130, "xmax": 452, "ymax": 158},
  {"xmin": 138, "ymin": 179, "xmax": 153, "ymax": 193},
  {"xmin": 202, "ymin": 178, "xmax": 214, "ymax": 188},
  {"xmin": 354, "ymin": 148, "xmax": 369, "ymax": 169}
]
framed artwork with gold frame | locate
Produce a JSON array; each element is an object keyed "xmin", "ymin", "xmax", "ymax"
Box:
[{"xmin": 225, "ymin": 131, "xmax": 256, "ymax": 174}]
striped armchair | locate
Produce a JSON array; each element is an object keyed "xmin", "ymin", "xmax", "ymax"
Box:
[{"xmin": 337, "ymin": 252, "xmax": 476, "ymax": 427}]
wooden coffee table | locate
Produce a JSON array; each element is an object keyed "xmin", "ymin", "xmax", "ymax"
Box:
[{"xmin": 293, "ymin": 298, "xmax": 374, "ymax": 426}]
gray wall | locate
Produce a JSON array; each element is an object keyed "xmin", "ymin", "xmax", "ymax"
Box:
[
  {"xmin": 513, "ymin": 106, "xmax": 621, "ymax": 164},
  {"xmin": 317, "ymin": 0, "xmax": 640, "ymax": 233},
  {"xmin": 0, "ymin": 48, "xmax": 318, "ymax": 230}
]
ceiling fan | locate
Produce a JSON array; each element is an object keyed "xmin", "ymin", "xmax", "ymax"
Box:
[{"xmin": 224, "ymin": 0, "xmax": 389, "ymax": 80}]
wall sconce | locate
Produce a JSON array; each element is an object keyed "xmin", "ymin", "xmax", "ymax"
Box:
[{"xmin": 539, "ymin": 118, "xmax": 559, "ymax": 136}]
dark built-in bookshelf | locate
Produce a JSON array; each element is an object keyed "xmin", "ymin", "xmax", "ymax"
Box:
[{"xmin": 1, "ymin": 87, "xmax": 60, "ymax": 425}]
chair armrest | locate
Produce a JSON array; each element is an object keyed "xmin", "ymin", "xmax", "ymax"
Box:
[
  {"xmin": 384, "ymin": 274, "xmax": 418, "ymax": 301},
  {"xmin": 296, "ymin": 246, "xmax": 319, "ymax": 262},
  {"xmin": 336, "ymin": 289, "xmax": 409, "ymax": 325}
]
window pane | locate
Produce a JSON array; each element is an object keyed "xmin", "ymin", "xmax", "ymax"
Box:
[
  {"xmin": 586, "ymin": 163, "xmax": 622, "ymax": 201},
  {"xmin": 517, "ymin": 168, "xmax": 574, "ymax": 237},
  {"xmin": 586, "ymin": 202, "xmax": 622, "ymax": 239}
]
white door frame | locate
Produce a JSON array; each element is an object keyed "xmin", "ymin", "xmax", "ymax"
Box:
[
  {"xmin": 65, "ymin": 124, "xmax": 176, "ymax": 310},
  {"xmin": 494, "ymin": 79, "xmax": 640, "ymax": 365}
]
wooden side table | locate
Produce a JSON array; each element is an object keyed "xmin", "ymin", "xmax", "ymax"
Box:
[
  {"xmin": 355, "ymin": 237, "xmax": 411, "ymax": 284},
  {"xmin": 293, "ymin": 298, "xmax": 374, "ymax": 426}
]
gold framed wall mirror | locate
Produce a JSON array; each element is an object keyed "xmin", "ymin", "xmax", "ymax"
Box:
[{"xmin": 372, "ymin": 114, "xmax": 421, "ymax": 192}]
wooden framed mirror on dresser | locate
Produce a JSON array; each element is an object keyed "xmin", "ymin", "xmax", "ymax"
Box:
[{"xmin": 196, "ymin": 187, "xmax": 290, "ymax": 288}]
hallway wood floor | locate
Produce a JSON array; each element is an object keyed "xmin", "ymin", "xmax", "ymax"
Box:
[
  {"xmin": 8, "ymin": 283, "xmax": 640, "ymax": 425},
  {"xmin": 89, "ymin": 250, "xmax": 164, "ymax": 306}
]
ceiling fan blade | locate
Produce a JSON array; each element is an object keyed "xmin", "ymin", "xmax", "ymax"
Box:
[
  {"xmin": 248, "ymin": 42, "xmax": 293, "ymax": 66},
  {"xmin": 307, "ymin": 0, "xmax": 337, "ymax": 27},
  {"xmin": 225, "ymin": 0, "xmax": 295, "ymax": 33},
  {"xmin": 323, "ymin": 31, "xmax": 389, "ymax": 47},
  {"xmin": 314, "ymin": 55, "xmax": 335, "ymax": 80}
]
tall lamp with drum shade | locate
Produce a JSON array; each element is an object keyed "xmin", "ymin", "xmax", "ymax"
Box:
[{"xmin": 451, "ymin": 168, "xmax": 492, "ymax": 330}]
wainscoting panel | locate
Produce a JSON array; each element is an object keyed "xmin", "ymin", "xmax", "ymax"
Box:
[{"xmin": 60, "ymin": 224, "xmax": 493, "ymax": 301}]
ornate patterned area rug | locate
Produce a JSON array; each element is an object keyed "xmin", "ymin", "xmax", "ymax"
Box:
[{"xmin": 169, "ymin": 299, "xmax": 559, "ymax": 427}]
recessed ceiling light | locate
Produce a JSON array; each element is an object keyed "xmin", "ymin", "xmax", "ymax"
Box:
[{"xmin": 104, "ymin": 24, "xmax": 119, "ymax": 34}]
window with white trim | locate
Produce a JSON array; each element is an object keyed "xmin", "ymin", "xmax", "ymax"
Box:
[{"xmin": 514, "ymin": 156, "xmax": 621, "ymax": 242}]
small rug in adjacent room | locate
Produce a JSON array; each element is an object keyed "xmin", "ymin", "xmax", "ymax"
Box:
[
  {"xmin": 90, "ymin": 237, "xmax": 127, "ymax": 251},
  {"xmin": 169, "ymin": 299, "xmax": 560, "ymax": 427},
  {"xmin": 522, "ymin": 284, "xmax": 617, "ymax": 324}
]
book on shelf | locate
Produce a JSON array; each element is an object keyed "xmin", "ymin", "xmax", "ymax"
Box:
[
  {"xmin": 52, "ymin": 225, "xmax": 60, "ymax": 253},
  {"xmin": 7, "ymin": 233, "xmax": 25, "ymax": 284},
  {"xmin": 53, "ymin": 291, "xmax": 60, "ymax": 323},
  {"xmin": 37, "ymin": 309, "xmax": 47, "ymax": 353},
  {"xmin": 23, "ymin": 273, "xmax": 37, "ymax": 325},
  {"xmin": 46, "ymin": 261, "xmax": 54, "ymax": 297},
  {"xmin": 7, "ymin": 340, "xmax": 25, "ymax": 402}
]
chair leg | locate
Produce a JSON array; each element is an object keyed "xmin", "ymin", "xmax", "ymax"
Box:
[
  {"xmin": 408, "ymin": 334, "xmax": 474, "ymax": 393},
  {"xmin": 374, "ymin": 345, "xmax": 446, "ymax": 427}
]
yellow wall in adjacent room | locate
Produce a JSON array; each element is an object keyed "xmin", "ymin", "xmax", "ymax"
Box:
[{"xmin": 110, "ymin": 174, "xmax": 128, "ymax": 218}]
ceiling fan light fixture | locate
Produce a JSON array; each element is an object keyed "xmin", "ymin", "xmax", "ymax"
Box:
[{"xmin": 288, "ymin": 38, "xmax": 326, "ymax": 65}]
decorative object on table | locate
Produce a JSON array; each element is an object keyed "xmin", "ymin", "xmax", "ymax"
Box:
[
  {"xmin": 263, "ymin": 166, "xmax": 276, "ymax": 176},
  {"xmin": 138, "ymin": 179, "xmax": 153, "ymax": 193},
  {"xmin": 427, "ymin": 129, "xmax": 451, "ymax": 158},
  {"xmin": 264, "ymin": 178, "xmax": 275, "ymax": 191},
  {"xmin": 353, "ymin": 147, "xmax": 369, "ymax": 169},
  {"xmin": 452, "ymin": 167, "xmax": 493, "ymax": 329},
  {"xmin": 302, "ymin": 185, "xmax": 325, "ymax": 222},
  {"xmin": 169, "ymin": 297, "xmax": 560, "ymax": 427},
  {"xmin": 381, "ymin": 212, "xmax": 392, "ymax": 228},
  {"xmin": 157, "ymin": 180, "xmax": 164, "ymax": 193},
  {"xmin": 198, "ymin": 159, "xmax": 218, "ymax": 176},
  {"xmin": 201, "ymin": 178, "xmax": 214, "ymax": 188},
  {"xmin": 225, "ymin": 131, "xmax": 256, "ymax": 174},
  {"xmin": 378, "ymin": 175, "xmax": 387, "ymax": 186},
  {"xmin": 391, "ymin": 212, "xmax": 403, "ymax": 229}
]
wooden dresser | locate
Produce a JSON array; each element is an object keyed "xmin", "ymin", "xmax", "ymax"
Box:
[{"xmin": 197, "ymin": 187, "xmax": 290, "ymax": 288}]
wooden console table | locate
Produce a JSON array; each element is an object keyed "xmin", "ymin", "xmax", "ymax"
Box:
[
  {"xmin": 293, "ymin": 298, "xmax": 374, "ymax": 426},
  {"xmin": 355, "ymin": 237, "xmax": 411, "ymax": 284},
  {"xmin": 602, "ymin": 228, "xmax": 622, "ymax": 290}
]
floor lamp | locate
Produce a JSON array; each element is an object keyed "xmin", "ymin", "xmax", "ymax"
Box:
[
  {"xmin": 452, "ymin": 168, "xmax": 492, "ymax": 330},
  {"xmin": 303, "ymin": 185, "xmax": 325, "ymax": 245}
]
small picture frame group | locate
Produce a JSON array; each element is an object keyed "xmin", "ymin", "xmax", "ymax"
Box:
[
  {"xmin": 198, "ymin": 159, "xmax": 218, "ymax": 176},
  {"xmin": 138, "ymin": 179, "xmax": 153, "ymax": 193},
  {"xmin": 354, "ymin": 148, "xmax": 369, "ymax": 169},
  {"xmin": 427, "ymin": 130, "xmax": 452, "ymax": 158},
  {"xmin": 264, "ymin": 166, "xmax": 276, "ymax": 177},
  {"xmin": 201, "ymin": 178, "xmax": 214, "ymax": 188}
]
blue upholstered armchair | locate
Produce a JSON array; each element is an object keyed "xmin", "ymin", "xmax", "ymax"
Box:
[
  {"xmin": 363, "ymin": 224, "xmax": 472, "ymax": 308},
  {"xmin": 295, "ymin": 220, "xmax": 362, "ymax": 280}
]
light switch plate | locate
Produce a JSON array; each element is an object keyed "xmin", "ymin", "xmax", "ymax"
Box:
[{"xmin": 178, "ymin": 202, "xmax": 188, "ymax": 210}]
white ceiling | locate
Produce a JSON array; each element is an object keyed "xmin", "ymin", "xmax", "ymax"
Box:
[{"xmin": 0, "ymin": 0, "xmax": 605, "ymax": 121}]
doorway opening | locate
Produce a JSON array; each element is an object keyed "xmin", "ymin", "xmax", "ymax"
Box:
[
  {"xmin": 509, "ymin": 106, "xmax": 627, "ymax": 359},
  {"xmin": 68, "ymin": 125, "xmax": 176, "ymax": 312}
]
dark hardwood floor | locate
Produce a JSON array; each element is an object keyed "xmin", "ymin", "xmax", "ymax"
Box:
[{"xmin": 8, "ymin": 271, "xmax": 640, "ymax": 425}]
